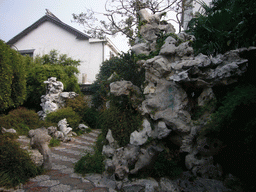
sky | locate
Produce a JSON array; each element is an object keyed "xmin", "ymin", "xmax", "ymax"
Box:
[
  {"xmin": 0, "ymin": 0, "xmax": 131, "ymax": 52},
  {"xmin": 0, "ymin": 0, "xmax": 191, "ymax": 53}
]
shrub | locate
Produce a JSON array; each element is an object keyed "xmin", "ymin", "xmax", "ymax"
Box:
[
  {"xmin": 24, "ymin": 50, "xmax": 81, "ymax": 111},
  {"xmin": 45, "ymin": 107, "xmax": 81, "ymax": 129},
  {"xmin": 187, "ymin": 0, "xmax": 256, "ymax": 55},
  {"xmin": 0, "ymin": 107, "xmax": 48, "ymax": 135},
  {"xmin": 0, "ymin": 40, "xmax": 26, "ymax": 113},
  {"xmin": 98, "ymin": 96, "xmax": 143, "ymax": 147},
  {"xmin": 66, "ymin": 96, "xmax": 100, "ymax": 129},
  {"xmin": 153, "ymin": 149, "xmax": 183, "ymax": 178},
  {"xmin": 91, "ymin": 51, "xmax": 145, "ymax": 108},
  {"xmin": 0, "ymin": 133, "xmax": 43, "ymax": 188},
  {"xmin": 200, "ymin": 84, "xmax": 256, "ymax": 191},
  {"xmin": 74, "ymin": 150, "xmax": 105, "ymax": 174}
]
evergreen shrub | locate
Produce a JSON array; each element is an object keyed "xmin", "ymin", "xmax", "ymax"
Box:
[
  {"xmin": 25, "ymin": 50, "xmax": 81, "ymax": 111},
  {"xmin": 0, "ymin": 133, "xmax": 43, "ymax": 188},
  {"xmin": 74, "ymin": 150, "xmax": 105, "ymax": 174},
  {"xmin": 66, "ymin": 96, "xmax": 100, "ymax": 129},
  {"xmin": 91, "ymin": 51, "xmax": 145, "ymax": 108},
  {"xmin": 98, "ymin": 96, "xmax": 143, "ymax": 147},
  {"xmin": 0, "ymin": 107, "xmax": 49, "ymax": 135},
  {"xmin": 45, "ymin": 107, "xmax": 81, "ymax": 129},
  {"xmin": 0, "ymin": 40, "xmax": 26, "ymax": 113}
]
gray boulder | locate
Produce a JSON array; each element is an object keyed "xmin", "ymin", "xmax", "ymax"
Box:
[
  {"xmin": 130, "ymin": 118, "xmax": 152, "ymax": 146},
  {"xmin": 28, "ymin": 127, "xmax": 52, "ymax": 169}
]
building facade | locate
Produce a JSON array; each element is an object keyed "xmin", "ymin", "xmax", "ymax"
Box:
[{"xmin": 7, "ymin": 11, "xmax": 119, "ymax": 84}]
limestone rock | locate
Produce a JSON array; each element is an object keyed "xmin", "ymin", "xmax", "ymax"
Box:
[
  {"xmin": 185, "ymin": 152, "xmax": 222, "ymax": 179},
  {"xmin": 130, "ymin": 118, "xmax": 152, "ymax": 146},
  {"xmin": 130, "ymin": 145, "xmax": 163, "ymax": 174},
  {"xmin": 102, "ymin": 145, "xmax": 115, "ymax": 158},
  {"xmin": 110, "ymin": 80, "xmax": 141, "ymax": 97},
  {"xmin": 58, "ymin": 118, "xmax": 72, "ymax": 136},
  {"xmin": 78, "ymin": 124, "xmax": 89, "ymax": 130},
  {"xmin": 28, "ymin": 127, "xmax": 52, "ymax": 170},
  {"xmin": 38, "ymin": 77, "xmax": 78, "ymax": 119},
  {"xmin": 151, "ymin": 121, "xmax": 172, "ymax": 139},
  {"xmin": 131, "ymin": 43, "xmax": 150, "ymax": 56},
  {"xmin": 160, "ymin": 177, "xmax": 180, "ymax": 192},
  {"xmin": 106, "ymin": 129, "xmax": 115, "ymax": 144},
  {"xmin": 1, "ymin": 127, "xmax": 17, "ymax": 134},
  {"xmin": 122, "ymin": 178, "xmax": 159, "ymax": 192}
]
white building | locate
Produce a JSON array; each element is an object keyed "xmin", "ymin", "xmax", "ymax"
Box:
[{"xmin": 7, "ymin": 10, "xmax": 119, "ymax": 84}]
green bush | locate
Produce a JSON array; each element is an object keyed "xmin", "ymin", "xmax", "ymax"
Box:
[
  {"xmin": 153, "ymin": 149, "xmax": 183, "ymax": 178},
  {"xmin": 24, "ymin": 50, "xmax": 81, "ymax": 111},
  {"xmin": 0, "ymin": 133, "xmax": 43, "ymax": 188},
  {"xmin": 45, "ymin": 107, "xmax": 81, "ymax": 129},
  {"xmin": 0, "ymin": 107, "xmax": 49, "ymax": 135},
  {"xmin": 187, "ymin": 0, "xmax": 256, "ymax": 55},
  {"xmin": 200, "ymin": 84, "xmax": 256, "ymax": 190},
  {"xmin": 91, "ymin": 51, "xmax": 145, "ymax": 108},
  {"xmin": 66, "ymin": 96, "xmax": 100, "ymax": 129},
  {"xmin": 74, "ymin": 150, "xmax": 105, "ymax": 174},
  {"xmin": 201, "ymin": 84, "xmax": 256, "ymax": 137},
  {"xmin": 98, "ymin": 96, "xmax": 143, "ymax": 147},
  {"xmin": 0, "ymin": 40, "xmax": 27, "ymax": 113}
]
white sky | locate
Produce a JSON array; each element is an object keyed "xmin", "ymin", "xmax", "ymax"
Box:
[
  {"xmin": 0, "ymin": 0, "xmax": 131, "ymax": 52},
  {"xmin": 0, "ymin": 0, "xmax": 185, "ymax": 53}
]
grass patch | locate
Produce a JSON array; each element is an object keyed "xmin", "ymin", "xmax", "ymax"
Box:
[{"xmin": 49, "ymin": 138, "xmax": 61, "ymax": 147}]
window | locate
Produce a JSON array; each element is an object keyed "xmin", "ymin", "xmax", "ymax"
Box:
[{"xmin": 18, "ymin": 49, "xmax": 35, "ymax": 57}]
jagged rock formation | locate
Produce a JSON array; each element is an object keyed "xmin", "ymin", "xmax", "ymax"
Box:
[
  {"xmin": 101, "ymin": 8, "xmax": 255, "ymax": 191},
  {"xmin": 38, "ymin": 77, "xmax": 78, "ymax": 119}
]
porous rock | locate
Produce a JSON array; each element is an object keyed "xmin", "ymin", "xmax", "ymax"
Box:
[{"xmin": 28, "ymin": 127, "xmax": 52, "ymax": 169}]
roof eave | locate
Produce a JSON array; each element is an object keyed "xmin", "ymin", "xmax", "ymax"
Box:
[{"xmin": 7, "ymin": 15, "xmax": 90, "ymax": 45}]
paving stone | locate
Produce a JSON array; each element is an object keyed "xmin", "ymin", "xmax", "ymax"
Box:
[
  {"xmin": 51, "ymin": 163, "xmax": 68, "ymax": 170},
  {"xmin": 60, "ymin": 168, "xmax": 75, "ymax": 174},
  {"xmin": 86, "ymin": 188, "xmax": 108, "ymax": 192},
  {"xmin": 60, "ymin": 177, "xmax": 82, "ymax": 185},
  {"xmin": 49, "ymin": 172, "xmax": 69, "ymax": 180},
  {"xmin": 49, "ymin": 184, "xmax": 71, "ymax": 192},
  {"xmin": 73, "ymin": 182, "xmax": 95, "ymax": 190},
  {"xmin": 51, "ymin": 153, "xmax": 78, "ymax": 163},
  {"xmin": 29, "ymin": 175, "xmax": 50, "ymax": 182},
  {"xmin": 79, "ymin": 135, "xmax": 97, "ymax": 142},
  {"xmin": 26, "ymin": 186, "xmax": 49, "ymax": 192},
  {"xmin": 23, "ymin": 181, "xmax": 38, "ymax": 189},
  {"xmin": 88, "ymin": 132, "xmax": 100, "ymax": 137},
  {"xmin": 39, "ymin": 180, "xmax": 60, "ymax": 187},
  {"xmin": 70, "ymin": 173, "xmax": 83, "ymax": 179}
]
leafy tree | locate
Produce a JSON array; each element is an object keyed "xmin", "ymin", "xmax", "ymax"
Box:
[
  {"xmin": 187, "ymin": 0, "xmax": 256, "ymax": 55},
  {"xmin": 24, "ymin": 50, "xmax": 81, "ymax": 110},
  {"xmin": 0, "ymin": 40, "xmax": 26, "ymax": 113},
  {"xmin": 72, "ymin": 0, "xmax": 190, "ymax": 45}
]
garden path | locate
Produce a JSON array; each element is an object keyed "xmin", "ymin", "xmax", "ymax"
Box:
[{"xmin": 8, "ymin": 129, "xmax": 109, "ymax": 192}]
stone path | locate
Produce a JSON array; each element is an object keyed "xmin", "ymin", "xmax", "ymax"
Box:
[{"xmin": 2, "ymin": 129, "xmax": 110, "ymax": 192}]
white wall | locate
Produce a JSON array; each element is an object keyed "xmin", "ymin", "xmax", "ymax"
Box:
[{"xmin": 12, "ymin": 20, "xmax": 117, "ymax": 84}]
